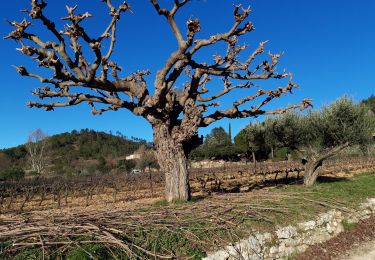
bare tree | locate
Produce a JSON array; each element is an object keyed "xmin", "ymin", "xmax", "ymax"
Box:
[
  {"xmin": 5, "ymin": 0, "xmax": 311, "ymax": 202},
  {"xmin": 25, "ymin": 128, "xmax": 48, "ymax": 175}
]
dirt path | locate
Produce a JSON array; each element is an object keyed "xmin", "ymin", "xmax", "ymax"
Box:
[
  {"xmin": 343, "ymin": 240, "xmax": 375, "ymax": 260},
  {"xmin": 297, "ymin": 216, "xmax": 375, "ymax": 260}
]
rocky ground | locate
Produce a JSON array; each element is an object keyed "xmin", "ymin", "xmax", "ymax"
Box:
[{"xmin": 296, "ymin": 215, "xmax": 375, "ymax": 260}]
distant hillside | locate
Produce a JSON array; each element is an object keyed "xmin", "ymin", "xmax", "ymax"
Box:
[{"xmin": 0, "ymin": 129, "xmax": 147, "ymax": 176}]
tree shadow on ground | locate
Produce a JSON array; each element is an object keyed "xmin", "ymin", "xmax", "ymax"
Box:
[
  {"xmin": 190, "ymin": 194, "xmax": 207, "ymax": 202},
  {"xmin": 255, "ymin": 175, "xmax": 349, "ymax": 190},
  {"xmin": 211, "ymin": 175, "xmax": 350, "ymax": 196},
  {"xmin": 316, "ymin": 175, "xmax": 349, "ymax": 183},
  {"xmin": 191, "ymin": 175, "xmax": 351, "ymax": 202}
]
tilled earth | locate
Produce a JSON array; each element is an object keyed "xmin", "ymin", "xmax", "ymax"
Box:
[{"xmin": 296, "ymin": 216, "xmax": 375, "ymax": 260}]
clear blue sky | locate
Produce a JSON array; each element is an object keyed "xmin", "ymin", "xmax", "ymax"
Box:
[{"xmin": 0, "ymin": 0, "xmax": 374, "ymax": 148}]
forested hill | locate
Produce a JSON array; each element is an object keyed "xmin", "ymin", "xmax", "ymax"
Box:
[{"xmin": 0, "ymin": 129, "xmax": 148, "ymax": 176}]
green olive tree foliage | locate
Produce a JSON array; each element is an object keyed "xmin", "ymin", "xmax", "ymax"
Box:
[{"xmin": 268, "ymin": 112, "xmax": 308, "ymax": 153}]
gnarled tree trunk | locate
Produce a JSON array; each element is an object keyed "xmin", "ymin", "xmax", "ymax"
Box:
[
  {"xmin": 303, "ymin": 142, "xmax": 349, "ymax": 186},
  {"xmin": 153, "ymin": 124, "xmax": 190, "ymax": 202},
  {"xmin": 303, "ymin": 159, "xmax": 323, "ymax": 186}
]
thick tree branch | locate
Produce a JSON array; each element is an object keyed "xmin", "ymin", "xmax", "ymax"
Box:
[
  {"xmin": 201, "ymin": 98, "xmax": 312, "ymax": 127},
  {"xmin": 28, "ymin": 89, "xmax": 136, "ymax": 114}
]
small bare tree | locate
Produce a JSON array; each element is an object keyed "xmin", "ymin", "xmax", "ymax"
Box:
[
  {"xmin": 26, "ymin": 128, "xmax": 48, "ymax": 175},
  {"xmin": 5, "ymin": 0, "xmax": 311, "ymax": 202}
]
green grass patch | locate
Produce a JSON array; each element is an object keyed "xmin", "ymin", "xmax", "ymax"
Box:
[
  {"xmin": 254, "ymin": 172, "xmax": 375, "ymax": 229},
  {"xmin": 66, "ymin": 244, "xmax": 110, "ymax": 260},
  {"xmin": 275, "ymin": 172, "xmax": 375, "ymax": 205},
  {"xmin": 341, "ymin": 219, "xmax": 357, "ymax": 231},
  {"xmin": 152, "ymin": 199, "xmax": 168, "ymax": 207},
  {"xmin": 13, "ymin": 248, "xmax": 42, "ymax": 260}
]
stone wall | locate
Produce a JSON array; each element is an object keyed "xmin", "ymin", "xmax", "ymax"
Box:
[{"xmin": 204, "ymin": 198, "xmax": 375, "ymax": 260}]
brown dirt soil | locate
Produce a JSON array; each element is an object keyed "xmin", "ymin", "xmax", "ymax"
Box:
[
  {"xmin": 343, "ymin": 240, "xmax": 375, "ymax": 260},
  {"xmin": 296, "ymin": 216, "xmax": 375, "ymax": 260}
]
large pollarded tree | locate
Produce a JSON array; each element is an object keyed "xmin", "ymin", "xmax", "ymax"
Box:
[{"xmin": 5, "ymin": 0, "xmax": 311, "ymax": 202}]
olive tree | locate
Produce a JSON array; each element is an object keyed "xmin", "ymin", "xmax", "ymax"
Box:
[
  {"xmin": 303, "ymin": 98, "xmax": 375, "ymax": 186},
  {"xmin": 5, "ymin": 0, "xmax": 310, "ymax": 202},
  {"xmin": 268, "ymin": 98, "xmax": 375, "ymax": 186}
]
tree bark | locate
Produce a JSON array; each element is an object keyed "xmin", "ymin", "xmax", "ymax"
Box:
[
  {"xmin": 303, "ymin": 159, "xmax": 323, "ymax": 186},
  {"xmin": 303, "ymin": 142, "xmax": 349, "ymax": 186},
  {"xmin": 153, "ymin": 124, "xmax": 190, "ymax": 202}
]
